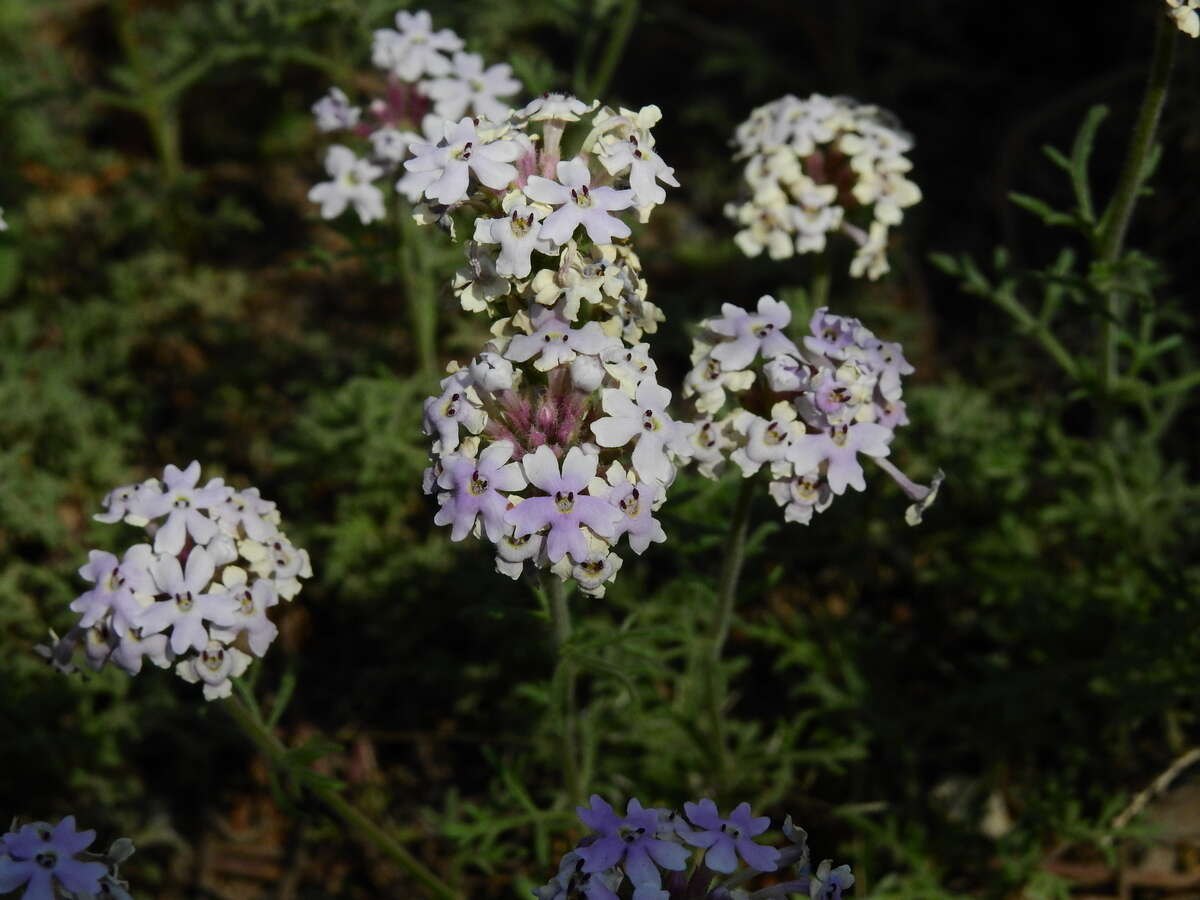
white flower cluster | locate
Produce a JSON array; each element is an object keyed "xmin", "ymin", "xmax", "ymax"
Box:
[
  {"xmin": 0, "ymin": 207, "xmax": 7, "ymax": 231},
  {"xmin": 308, "ymin": 8, "xmax": 523, "ymax": 224},
  {"xmin": 726, "ymin": 93, "xmax": 921, "ymax": 280},
  {"xmin": 1167, "ymin": 0, "xmax": 1200, "ymax": 37},
  {"xmin": 683, "ymin": 296, "xmax": 942, "ymax": 525},
  {"xmin": 38, "ymin": 462, "xmax": 311, "ymax": 700},
  {"xmin": 416, "ymin": 95, "xmax": 683, "ymax": 595}
]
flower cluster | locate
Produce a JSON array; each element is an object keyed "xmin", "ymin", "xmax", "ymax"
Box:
[
  {"xmin": 0, "ymin": 816, "xmax": 135, "ymax": 900},
  {"xmin": 682, "ymin": 296, "xmax": 942, "ymax": 526},
  {"xmin": 725, "ymin": 93, "xmax": 920, "ymax": 280},
  {"xmin": 0, "ymin": 208, "xmax": 7, "ymax": 231},
  {"xmin": 533, "ymin": 795, "xmax": 853, "ymax": 900},
  {"xmin": 1167, "ymin": 0, "xmax": 1200, "ymax": 37},
  {"xmin": 421, "ymin": 341, "xmax": 693, "ymax": 596},
  {"xmin": 308, "ymin": 8, "xmax": 523, "ymax": 223},
  {"xmin": 38, "ymin": 462, "xmax": 312, "ymax": 700},
  {"xmin": 416, "ymin": 90, "xmax": 682, "ymax": 595}
]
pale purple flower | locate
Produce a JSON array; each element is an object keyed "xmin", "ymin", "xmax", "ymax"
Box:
[
  {"xmin": 568, "ymin": 544, "xmax": 625, "ymax": 598},
  {"xmin": 110, "ymin": 628, "xmax": 171, "ymax": 675},
  {"xmin": 597, "ymin": 124, "xmax": 679, "ymax": 210},
  {"xmin": 435, "ymin": 441, "xmax": 527, "ymax": 542},
  {"xmin": 688, "ymin": 417, "xmax": 732, "ymax": 479},
  {"xmin": 524, "ymin": 159, "xmax": 635, "ymax": 246},
  {"xmin": 369, "ymin": 126, "xmax": 415, "ymax": 164},
  {"xmin": 590, "ymin": 380, "xmax": 695, "ymax": 485},
  {"xmin": 708, "ymin": 295, "xmax": 800, "ymax": 370},
  {"xmin": 94, "ymin": 478, "xmax": 160, "ymax": 525},
  {"xmin": 601, "ymin": 343, "xmax": 657, "ymax": 394},
  {"xmin": 212, "ymin": 577, "xmax": 279, "ymax": 657},
  {"xmin": 605, "ymin": 480, "xmax": 666, "ymax": 554},
  {"xmin": 519, "ymin": 93, "xmax": 595, "ymax": 122},
  {"xmin": 473, "ymin": 204, "xmax": 557, "ymax": 278},
  {"xmin": 810, "ymin": 859, "xmax": 855, "ymax": 899},
  {"xmin": 789, "ymin": 422, "xmax": 893, "ymax": 494},
  {"xmin": 138, "ymin": 548, "xmax": 236, "ymax": 654},
  {"xmin": 504, "ymin": 317, "xmax": 617, "ymax": 372},
  {"xmin": 423, "ymin": 370, "xmax": 486, "ymax": 453},
  {"xmin": 494, "ymin": 526, "xmax": 545, "ymax": 580},
  {"xmin": 680, "ymin": 798, "xmax": 780, "ymax": 874},
  {"xmin": 866, "ymin": 339, "xmax": 914, "ymax": 402},
  {"xmin": 574, "ymin": 796, "xmax": 689, "ymax": 890},
  {"xmin": 308, "ymin": 145, "xmax": 386, "ymax": 224},
  {"xmin": 175, "ymin": 639, "xmax": 252, "ymax": 701},
  {"xmin": 803, "ymin": 306, "xmax": 859, "ymax": 361},
  {"xmin": 768, "ymin": 474, "xmax": 833, "ymax": 525},
  {"xmin": 534, "ymin": 851, "xmax": 620, "ymax": 900},
  {"xmin": 312, "ymin": 87, "xmax": 360, "ymax": 132},
  {"xmin": 0, "ymin": 817, "xmax": 107, "ymax": 900},
  {"xmin": 404, "ymin": 117, "xmax": 521, "ymax": 206},
  {"xmin": 764, "ymin": 354, "xmax": 812, "ymax": 393},
  {"xmin": 70, "ymin": 544, "xmax": 155, "ymax": 634},
  {"xmin": 505, "ymin": 447, "xmax": 622, "ymax": 563},
  {"xmin": 422, "ymin": 51, "xmax": 521, "ymax": 122},
  {"xmin": 467, "ymin": 351, "xmax": 515, "ymax": 392},
  {"xmin": 141, "ymin": 462, "xmax": 228, "ymax": 555},
  {"xmin": 211, "ymin": 487, "xmax": 278, "ymax": 542},
  {"xmin": 876, "ymin": 398, "xmax": 909, "ymax": 429},
  {"xmin": 371, "ymin": 10, "xmax": 462, "ymax": 80}
]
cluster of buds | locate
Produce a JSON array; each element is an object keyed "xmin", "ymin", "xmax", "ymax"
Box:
[
  {"xmin": 308, "ymin": 8, "xmax": 523, "ymax": 223},
  {"xmin": 683, "ymin": 296, "xmax": 942, "ymax": 526},
  {"xmin": 0, "ymin": 816, "xmax": 135, "ymax": 900},
  {"xmin": 533, "ymin": 795, "xmax": 853, "ymax": 900},
  {"xmin": 725, "ymin": 94, "xmax": 920, "ymax": 280},
  {"xmin": 1167, "ymin": 0, "xmax": 1200, "ymax": 37},
  {"xmin": 37, "ymin": 462, "xmax": 312, "ymax": 700}
]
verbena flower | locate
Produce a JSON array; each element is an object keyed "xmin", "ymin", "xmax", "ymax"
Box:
[
  {"xmin": 726, "ymin": 94, "xmax": 920, "ymax": 279},
  {"xmin": 680, "ymin": 297, "xmax": 941, "ymax": 526},
  {"xmin": 43, "ymin": 463, "xmax": 311, "ymax": 701},
  {"xmin": 533, "ymin": 795, "xmax": 853, "ymax": 900},
  {"xmin": 0, "ymin": 817, "xmax": 118, "ymax": 900},
  {"xmin": 307, "ymin": 145, "xmax": 385, "ymax": 224}
]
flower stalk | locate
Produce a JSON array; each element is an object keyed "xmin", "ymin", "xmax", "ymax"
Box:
[{"xmin": 547, "ymin": 575, "xmax": 583, "ymax": 805}]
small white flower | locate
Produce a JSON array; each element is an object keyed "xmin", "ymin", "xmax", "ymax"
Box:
[
  {"xmin": 371, "ymin": 10, "xmax": 463, "ymax": 81},
  {"xmin": 308, "ymin": 146, "xmax": 386, "ymax": 224},
  {"xmin": 175, "ymin": 640, "xmax": 252, "ymax": 701},
  {"xmin": 1167, "ymin": 0, "xmax": 1200, "ymax": 37},
  {"xmin": 518, "ymin": 92, "xmax": 597, "ymax": 122},
  {"xmin": 422, "ymin": 51, "xmax": 521, "ymax": 122},
  {"xmin": 524, "ymin": 158, "xmax": 635, "ymax": 246},
  {"xmin": 312, "ymin": 87, "xmax": 360, "ymax": 132},
  {"xmin": 403, "ymin": 117, "xmax": 521, "ymax": 206},
  {"xmin": 473, "ymin": 204, "xmax": 557, "ymax": 278}
]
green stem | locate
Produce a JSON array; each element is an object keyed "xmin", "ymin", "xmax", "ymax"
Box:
[
  {"xmin": 398, "ymin": 205, "xmax": 439, "ymax": 377},
  {"xmin": 547, "ymin": 577, "xmax": 582, "ymax": 805},
  {"xmin": 585, "ymin": 0, "xmax": 640, "ymax": 99},
  {"xmin": 224, "ymin": 695, "xmax": 459, "ymax": 900},
  {"xmin": 809, "ymin": 252, "xmax": 831, "ymax": 310},
  {"xmin": 989, "ymin": 290, "xmax": 1079, "ymax": 380},
  {"xmin": 1097, "ymin": 12, "xmax": 1176, "ymax": 394},
  {"xmin": 703, "ymin": 477, "xmax": 757, "ymax": 783}
]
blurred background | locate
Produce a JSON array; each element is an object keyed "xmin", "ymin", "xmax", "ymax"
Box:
[{"xmin": 1, "ymin": 0, "xmax": 1199, "ymax": 897}]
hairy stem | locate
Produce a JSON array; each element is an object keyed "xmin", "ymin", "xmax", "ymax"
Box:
[
  {"xmin": 1098, "ymin": 13, "xmax": 1176, "ymax": 394},
  {"xmin": 224, "ymin": 694, "xmax": 459, "ymax": 900},
  {"xmin": 548, "ymin": 576, "xmax": 583, "ymax": 805},
  {"xmin": 703, "ymin": 476, "xmax": 757, "ymax": 782}
]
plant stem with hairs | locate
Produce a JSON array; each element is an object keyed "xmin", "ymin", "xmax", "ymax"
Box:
[
  {"xmin": 547, "ymin": 576, "xmax": 583, "ymax": 805},
  {"xmin": 1097, "ymin": 13, "xmax": 1177, "ymax": 395}
]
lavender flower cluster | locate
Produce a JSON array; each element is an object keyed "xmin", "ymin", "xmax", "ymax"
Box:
[
  {"xmin": 0, "ymin": 817, "xmax": 135, "ymax": 900},
  {"xmin": 535, "ymin": 795, "xmax": 853, "ymax": 900},
  {"xmin": 684, "ymin": 297, "xmax": 942, "ymax": 526},
  {"xmin": 308, "ymin": 8, "xmax": 524, "ymax": 223},
  {"xmin": 726, "ymin": 94, "xmax": 921, "ymax": 280},
  {"xmin": 38, "ymin": 462, "xmax": 311, "ymax": 700}
]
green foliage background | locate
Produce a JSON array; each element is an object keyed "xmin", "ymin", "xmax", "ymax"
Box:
[{"xmin": 1, "ymin": 0, "xmax": 1198, "ymax": 897}]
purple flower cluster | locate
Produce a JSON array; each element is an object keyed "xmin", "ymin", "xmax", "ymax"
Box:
[
  {"xmin": 37, "ymin": 462, "xmax": 312, "ymax": 701},
  {"xmin": 0, "ymin": 816, "xmax": 135, "ymax": 900},
  {"xmin": 683, "ymin": 298, "xmax": 942, "ymax": 526},
  {"xmin": 533, "ymin": 795, "xmax": 853, "ymax": 900}
]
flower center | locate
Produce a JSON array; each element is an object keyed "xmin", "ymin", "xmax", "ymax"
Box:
[
  {"xmin": 172, "ymin": 494, "xmax": 190, "ymax": 508},
  {"xmin": 35, "ymin": 851, "xmax": 56, "ymax": 869},
  {"xmin": 239, "ymin": 590, "xmax": 255, "ymax": 614},
  {"xmin": 554, "ymin": 490, "xmax": 575, "ymax": 513},
  {"xmin": 830, "ymin": 425, "xmax": 850, "ymax": 447},
  {"xmin": 202, "ymin": 647, "xmax": 226, "ymax": 671},
  {"xmin": 752, "ymin": 322, "xmax": 775, "ymax": 338},
  {"xmin": 509, "ymin": 211, "xmax": 534, "ymax": 237},
  {"xmin": 175, "ymin": 591, "xmax": 194, "ymax": 612},
  {"xmin": 469, "ymin": 471, "xmax": 490, "ymax": 496},
  {"xmin": 642, "ymin": 409, "xmax": 659, "ymax": 432},
  {"xmin": 569, "ymin": 185, "xmax": 593, "ymax": 208},
  {"xmin": 619, "ymin": 488, "xmax": 641, "ymax": 517}
]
